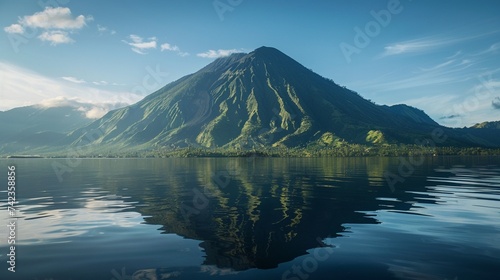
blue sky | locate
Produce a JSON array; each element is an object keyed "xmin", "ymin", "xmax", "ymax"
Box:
[{"xmin": 1, "ymin": 0, "xmax": 499, "ymax": 126}]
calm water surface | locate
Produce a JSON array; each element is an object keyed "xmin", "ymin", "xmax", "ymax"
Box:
[{"xmin": 0, "ymin": 157, "xmax": 499, "ymax": 280}]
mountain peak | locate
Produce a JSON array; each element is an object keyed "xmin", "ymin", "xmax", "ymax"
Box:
[
  {"xmin": 250, "ymin": 46, "xmax": 289, "ymax": 60},
  {"xmin": 201, "ymin": 46, "xmax": 293, "ymax": 74},
  {"xmin": 252, "ymin": 46, "xmax": 281, "ymax": 54}
]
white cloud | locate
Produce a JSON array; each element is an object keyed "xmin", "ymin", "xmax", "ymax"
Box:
[
  {"xmin": 197, "ymin": 49, "xmax": 243, "ymax": 58},
  {"xmin": 83, "ymin": 106, "xmax": 110, "ymax": 119},
  {"xmin": 92, "ymin": 81, "xmax": 108, "ymax": 86},
  {"xmin": 3, "ymin": 7, "xmax": 91, "ymax": 45},
  {"xmin": 62, "ymin": 77, "xmax": 122, "ymax": 87},
  {"xmin": 20, "ymin": 7, "xmax": 90, "ymax": 30},
  {"xmin": 122, "ymin": 34, "xmax": 157, "ymax": 54},
  {"xmin": 62, "ymin": 76, "xmax": 86, "ymax": 84},
  {"xmin": 97, "ymin": 24, "xmax": 106, "ymax": 32},
  {"xmin": 131, "ymin": 48, "xmax": 146, "ymax": 55},
  {"xmin": 129, "ymin": 35, "xmax": 157, "ymax": 49},
  {"xmin": 160, "ymin": 43, "xmax": 179, "ymax": 52},
  {"xmin": 4, "ymin": 24, "xmax": 24, "ymax": 34},
  {"xmin": 97, "ymin": 24, "xmax": 116, "ymax": 35},
  {"xmin": 0, "ymin": 62, "xmax": 143, "ymax": 116},
  {"xmin": 160, "ymin": 42, "xmax": 189, "ymax": 56},
  {"xmin": 38, "ymin": 96, "xmax": 130, "ymax": 119},
  {"xmin": 38, "ymin": 30, "xmax": 74, "ymax": 45},
  {"xmin": 122, "ymin": 36, "xmax": 188, "ymax": 56},
  {"xmin": 37, "ymin": 96, "xmax": 81, "ymax": 108}
]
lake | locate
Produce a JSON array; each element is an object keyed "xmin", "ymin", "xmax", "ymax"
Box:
[{"xmin": 1, "ymin": 156, "xmax": 499, "ymax": 280}]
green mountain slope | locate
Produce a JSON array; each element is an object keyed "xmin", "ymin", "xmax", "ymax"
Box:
[{"xmin": 68, "ymin": 47, "xmax": 452, "ymax": 151}]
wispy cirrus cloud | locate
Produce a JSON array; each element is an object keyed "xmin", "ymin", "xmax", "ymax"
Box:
[
  {"xmin": 364, "ymin": 45, "xmax": 495, "ymax": 93},
  {"xmin": 3, "ymin": 7, "xmax": 92, "ymax": 45},
  {"xmin": 350, "ymin": 40, "xmax": 500, "ymax": 127},
  {"xmin": 197, "ymin": 48, "xmax": 244, "ymax": 58},
  {"xmin": 61, "ymin": 76, "xmax": 125, "ymax": 87},
  {"xmin": 380, "ymin": 32, "xmax": 499, "ymax": 58},
  {"xmin": 358, "ymin": 68, "xmax": 462, "ymax": 92},
  {"xmin": 381, "ymin": 39, "xmax": 443, "ymax": 57},
  {"xmin": 446, "ymin": 50, "xmax": 462, "ymax": 59},
  {"xmin": 419, "ymin": 59, "xmax": 457, "ymax": 72},
  {"xmin": 395, "ymin": 68, "xmax": 500, "ymax": 127},
  {"xmin": 62, "ymin": 76, "xmax": 86, "ymax": 84},
  {"xmin": 469, "ymin": 70, "xmax": 500, "ymax": 93},
  {"xmin": 473, "ymin": 42, "xmax": 500, "ymax": 56}
]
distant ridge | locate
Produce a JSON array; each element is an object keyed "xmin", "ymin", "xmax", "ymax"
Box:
[
  {"xmin": 382, "ymin": 104, "xmax": 438, "ymax": 126},
  {"xmin": 471, "ymin": 121, "xmax": 500, "ymax": 129},
  {"xmin": 0, "ymin": 105, "xmax": 92, "ymax": 154}
]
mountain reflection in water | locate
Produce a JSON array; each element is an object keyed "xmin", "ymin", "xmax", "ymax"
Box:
[{"xmin": 2, "ymin": 157, "xmax": 499, "ymax": 280}]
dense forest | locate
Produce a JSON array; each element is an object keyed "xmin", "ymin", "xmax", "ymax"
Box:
[{"xmin": 38, "ymin": 143, "xmax": 500, "ymax": 158}]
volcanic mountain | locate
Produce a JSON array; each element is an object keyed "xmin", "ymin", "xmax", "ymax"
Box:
[{"xmin": 61, "ymin": 46, "xmax": 498, "ymax": 151}]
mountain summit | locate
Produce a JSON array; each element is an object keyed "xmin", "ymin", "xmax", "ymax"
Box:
[{"xmin": 65, "ymin": 47, "xmax": 496, "ymax": 151}]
